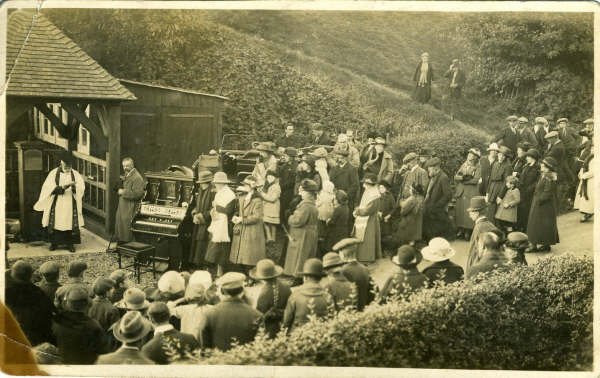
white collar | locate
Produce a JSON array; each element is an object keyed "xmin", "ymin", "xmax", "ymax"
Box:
[
  {"xmin": 411, "ymin": 164, "xmax": 419, "ymax": 172},
  {"xmin": 153, "ymin": 324, "xmax": 174, "ymax": 336}
]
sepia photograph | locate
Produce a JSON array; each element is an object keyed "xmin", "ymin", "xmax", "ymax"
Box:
[{"xmin": 0, "ymin": 1, "xmax": 597, "ymax": 376}]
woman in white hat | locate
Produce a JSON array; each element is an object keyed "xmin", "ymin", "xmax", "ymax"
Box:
[
  {"xmin": 453, "ymin": 148, "xmax": 482, "ymax": 240},
  {"xmin": 205, "ymin": 172, "xmax": 236, "ymax": 277},
  {"xmin": 420, "ymin": 237, "xmax": 464, "ymax": 284},
  {"xmin": 352, "ymin": 174, "xmax": 383, "ymax": 263}
]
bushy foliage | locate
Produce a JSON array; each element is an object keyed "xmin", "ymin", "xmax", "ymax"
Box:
[{"xmin": 182, "ymin": 255, "xmax": 592, "ymax": 370}]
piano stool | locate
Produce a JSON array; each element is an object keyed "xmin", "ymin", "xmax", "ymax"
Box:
[{"xmin": 116, "ymin": 241, "xmax": 158, "ymax": 283}]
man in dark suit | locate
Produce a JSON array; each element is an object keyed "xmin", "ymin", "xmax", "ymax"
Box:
[
  {"xmin": 494, "ymin": 115, "xmax": 519, "ymax": 153},
  {"xmin": 532, "ymin": 117, "xmax": 551, "ymax": 151},
  {"xmin": 422, "ymin": 157, "xmax": 453, "ymax": 241},
  {"xmin": 275, "ymin": 124, "xmax": 303, "ymax": 148},
  {"xmin": 467, "ymin": 232, "xmax": 509, "ymax": 279},
  {"xmin": 545, "ymin": 130, "xmax": 575, "ymax": 209},
  {"xmin": 556, "ymin": 118, "xmax": 580, "ymax": 187},
  {"xmin": 311, "ymin": 123, "xmax": 332, "ymax": 146},
  {"xmin": 329, "ymin": 149, "xmax": 360, "ymax": 211},
  {"xmin": 5, "ymin": 261, "xmax": 55, "ymax": 346},
  {"xmin": 142, "ymin": 302, "xmax": 199, "ymax": 364},
  {"xmin": 201, "ymin": 272, "xmax": 262, "ymax": 351},
  {"xmin": 517, "ymin": 117, "xmax": 538, "ymax": 149},
  {"xmin": 96, "ymin": 311, "xmax": 155, "ymax": 364},
  {"xmin": 335, "ymin": 238, "xmax": 376, "ymax": 311}
]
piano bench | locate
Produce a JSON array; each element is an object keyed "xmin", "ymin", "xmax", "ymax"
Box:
[{"xmin": 116, "ymin": 242, "xmax": 157, "ymax": 284}]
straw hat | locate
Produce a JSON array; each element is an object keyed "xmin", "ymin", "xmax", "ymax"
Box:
[
  {"xmin": 212, "ymin": 171, "xmax": 230, "ymax": 184},
  {"xmin": 421, "ymin": 237, "xmax": 456, "ymax": 262}
]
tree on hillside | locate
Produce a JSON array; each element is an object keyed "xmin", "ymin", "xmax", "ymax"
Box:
[{"xmin": 458, "ymin": 14, "xmax": 593, "ymax": 122}]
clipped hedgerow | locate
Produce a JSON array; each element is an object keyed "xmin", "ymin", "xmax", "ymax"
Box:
[{"xmin": 179, "ymin": 255, "xmax": 592, "ymax": 370}]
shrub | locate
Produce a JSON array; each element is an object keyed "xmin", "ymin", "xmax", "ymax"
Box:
[{"xmin": 183, "ymin": 255, "xmax": 592, "ymax": 370}]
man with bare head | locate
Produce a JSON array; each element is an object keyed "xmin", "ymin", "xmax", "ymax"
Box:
[{"xmin": 115, "ymin": 157, "xmax": 146, "ymax": 244}]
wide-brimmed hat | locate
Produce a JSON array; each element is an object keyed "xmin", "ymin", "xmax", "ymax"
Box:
[
  {"xmin": 467, "ymin": 196, "xmax": 488, "ymax": 212},
  {"xmin": 332, "ymin": 238, "xmax": 360, "ymax": 253},
  {"xmin": 505, "ymin": 232, "xmax": 529, "ymax": 251},
  {"xmin": 216, "ymin": 272, "xmax": 246, "ymax": 289},
  {"xmin": 518, "ymin": 116, "xmax": 529, "ymax": 123},
  {"xmin": 525, "ymin": 148, "xmax": 540, "ymax": 160},
  {"xmin": 256, "ymin": 142, "xmax": 276, "ymax": 153},
  {"xmin": 403, "ymin": 152, "xmax": 418, "ymax": 163},
  {"xmin": 544, "ymin": 130, "xmax": 559, "ymax": 139},
  {"xmin": 113, "ymin": 311, "xmax": 153, "ymax": 343},
  {"xmin": 196, "ymin": 170, "xmax": 214, "ymax": 184},
  {"xmin": 468, "ymin": 148, "xmax": 481, "ymax": 158},
  {"xmin": 498, "ymin": 145, "xmax": 513, "ymax": 158},
  {"xmin": 311, "ymin": 147, "xmax": 328, "ymax": 158},
  {"xmin": 541, "ymin": 157, "xmax": 558, "ymax": 171},
  {"xmin": 421, "ymin": 237, "xmax": 456, "ymax": 262},
  {"xmin": 487, "ymin": 143, "xmax": 500, "ymax": 152},
  {"xmin": 392, "ymin": 245, "xmax": 419, "ymax": 266},
  {"xmin": 374, "ymin": 137, "xmax": 387, "ymax": 145},
  {"xmin": 322, "ymin": 252, "xmax": 345, "ymax": 270},
  {"xmin": 123, "ymin": 287, "xmax": 150, "ymax": 310},
  {"xmin": 189, "ymin": 270, "xmax": 212, "ymax": 291},
  {"xmin": 249, "ymin": 259, "xmax": 284, "ymax": 280},
  {"xmin": 506, "ymin": 115, "xmax": 518, "ymax": 122},
  {"xmin": 299, "ymin": 258, "xmax": 325, "ymax": 277},
  {"xmin": 425, "ymin": 157, "xmax": 441, "ymax": 168},
  {"xmin": 300, "ymin": 178, "xmax": 319, "ymax": 193},
  {"xmin": 556, "ymin": 118, "xmax": 568, "ymax": 124},
  {"xmin": 157, "ymin": 271, "xmax": 185, "ymax": 295},
  {"xmin": 212, "ymin": 171, "xmax": 230, "ymax": 184}
]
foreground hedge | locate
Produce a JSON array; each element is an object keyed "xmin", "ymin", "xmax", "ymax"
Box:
[{"xmin": 187, "ymin": 255, "xmax": 592, "ymax": 370}]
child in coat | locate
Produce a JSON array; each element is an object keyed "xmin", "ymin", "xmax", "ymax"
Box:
[
  {"xmin": 495, "ymin": 175, "xmax": 521, "ymax": 233},
  {"xmin": 260, "ymin": 170, "xmax": 281, "ymax": 244}
]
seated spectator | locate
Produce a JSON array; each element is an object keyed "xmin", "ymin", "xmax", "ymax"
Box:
[
  {"xmin": 52, "ymin": 287, "xmax": 109, "ymax": 364},
  {"xmin": 420, "ymin": 237, "xmax": 464, "ymax": 284},
  {"xmin": 54, "ymin": 260, "xmax": 90, "ymax": 311},
  {"xmin": 108, "ymin": 269, "xmax": 131, "ymax": 304},
  {"xmin": 33, "ymin": 342, "xmax": 62, "ymax": 365},
  {"xmin": 250, "ymin": 259, "xmax": 292, "ymax": 339},
  {"xmin": 282, "ymin": 259, "xmax": 334, "ymax": 333},
  {"xmin": 149, "ymin": 270, "xmax": 186, "ymax": 302},
  {"xmin": 380, "ymin": 245, "xmax": 428, "ymax": 303},
  {"xmin": 37, "ymin": 261, "xmax": 61, "ymax": 302},
  {"xmin": 504, "ymin": 232, "xmax": 529, "ymax": 266},
  {"xmin": 321, "ymin": 252, "xmax": 358, "ymax": 311},
  {"xmin": 5, "ymin": 260, "xmax": 55, "ymax": 346},
  {"xmin": 142, "ymin": 302, "xmax": 199, "ymax": 364},
  {"xmin": 335, "ymin": 238, "xmax": 377, "ymax": 311},
  {"xmin": 201, "ymin": 272, "xmax": 262, "ymax": 351},
  {"xmin": 116, "ymin": 287, "xmax": 151, "ymax": 317},
  {"xmin": 88, "ymin": 277, "xmax": 120, "ymax": 331},
  {"xmin": 96, "ymin": 311, "xmax": 154, "ymax": 365},
  {"xmin": 467, "ymin": 232, "xmax": 510, "ymax": 279}
]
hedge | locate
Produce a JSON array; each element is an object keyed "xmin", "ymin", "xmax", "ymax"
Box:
[{"xmin": 181, "ymin": 255, "xmax": 592, "ymax": 370}]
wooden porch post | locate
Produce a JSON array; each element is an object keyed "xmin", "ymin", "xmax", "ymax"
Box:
[{"xmin": 98, "ymin": 104, "xmax": 121, "ymax": 235}]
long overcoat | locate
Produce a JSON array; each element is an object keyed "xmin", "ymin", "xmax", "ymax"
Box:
[
  {"xmin": 229, "ymin": 194, "xmax": 266, "ymax": 266},
  {"xmin": 283, "ymin": 198, "xmax": 319, "ymax": 276},
  {"xmin": 453, "ymin": 160, "xmax": 481, "ymax": 229},
  {"xmin": 517, "ymin": 163, "xmax": 540, "ymax": 231},
  {"xmin": 189, "ymin": 186, "xmax": 215, "ymax": 265},
  {"xmin": 465, "ymin": 216, "xmax": 499, "ymax": 271},
  {"xmin": 545, "ymin": 141, "xmax": 573, "ymax": 183},
  {"xmin": 486, "ymin": 159, "xmax": 511, "ymax": 220},
  {"xmin": 329, "ymin": 163, "xmax": 360, "ymax": 210},
  {"xmin": 353, "ymin": 197, "xmax": 382, "ymax": 263},
  {"xmin": 395, "ymin": 194, "xmax": 424, "ymax": 243},
  {"xmin": 527, "ymin": 172, "xmax": 560, "ymax": 246},
  {"xmin": 423, "ymin": 171, "xmax": 452, "ymax": 240},
  {"xmin": 115, "ymin": 168, "xmax": 145, "ymax": 243}
]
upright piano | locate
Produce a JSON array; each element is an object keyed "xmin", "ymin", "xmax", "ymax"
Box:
[{"xmin": 131, "ymin": 166, "xmax": 195, "ymax": 270}]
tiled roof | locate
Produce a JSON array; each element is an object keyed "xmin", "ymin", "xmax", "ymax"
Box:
[{"xmin": 6, "ymin": 10, "xmax": 136, "ymax": 101}]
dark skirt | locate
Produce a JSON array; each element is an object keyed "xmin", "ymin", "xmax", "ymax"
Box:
[
  {"xmin": 415, "ymin": 85, "xmax": 431, "ymax": 104},
  {"xmin": 48, "ymin": 229, "xmax": 81, "ymax": 245},
  {"xmin": 204, "ymin": 241, "xmax": 231, "ymax": 265}
]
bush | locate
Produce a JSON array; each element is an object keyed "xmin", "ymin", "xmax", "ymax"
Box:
[{"xmin": 185, "ymin": 255, "xmax": 592, "ymax": 370}]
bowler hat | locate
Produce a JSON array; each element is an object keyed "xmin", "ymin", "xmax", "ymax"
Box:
[
  {"xmin": 39, "ymin": 261, "xmax": 59, "ymax": 275},
  {"xmin": 518, "ymin": 116, "xmax": 529, "ymax": 123},
  {"xmin": 322, "ymin": 252, "xmax": 345, "ymax": 270},
  {"xmin": 467, "ymin": 196, "xmax": 488, "ymax": 212},
  {"xmin": 212, "ymin": 171, "xmax": 230, "ymax": 184},
  {"xmin": 11, "ymin": 260, "xmax": 33, "ymax": 283},
  {"xmin": 300, "ymin": 179, "xmax": 319, "ymax": 193},
  {"xmin": 421, "ymin": 237, "xmax": 456, "ymax": 262},
  {"xmin": 311, "ymin": 147, "xmax": 328, "ymax": 158},
  {"xmin": 196, "ymin": 170, "xmax": 214, "ymax": 184},
  {"xmin": 425, "ymin": 157, "xmax": 441, "ymax": 168},
  {"xmin": 541, "ymin": 157, "xmax": 558, "ymax": 171},
  {"xmin": 505, "ymin": 232, "xmax": 529, "ymax": 251},
  {"xmin": 498, "ymin": 145, "xmax": 513, "ymax": 158},
  {"xmin": 250, "ymin": 259, "xmax": 284, "ymax": 280},
  {"xmin": 216, "ymin": 272, "xmax": 246, "ymax": 289},
  {"xmin": 506, "ymin": 115, "xmax": 518, "ymax": 122},
  {"xmin": 525, "ymin": 148, "xmax": 540, "ymax": 160},
  {"xmin": 93, "ymin": 278, "xmax": 115, "ymax": 296},
  {"xmin": 67, "ymin": 261, "xmax": 87, "ymax": 277},
  {"xmin": 285, "ymin": 147, "xmax": 298, "ymax": 157},
  {"xmin": 332, "ymin": 238, "xmax": 360, "ymax": 252},
  {"xmin": 123, "ymin": 287, "xmax": 150, "ymax": 310},
  {"xmin": 402, "ymin": 152, "xmax": 418, "ymax": 163},
  {"xmin": 392, "ymin": 245, "xmax": 419, "ymax": 266},
  {"xmin": 299, "ymin": 258, "xmax": 326, "ymax": 277},
  {"xmin": 157, "ymin": 271, "xmax": 185, "ymax": 294},
  {"xmin": 544, "ymin": 130, "xmax": 559, "ymax": 139},
  {"xmin": 113, "ymin": 311, "xmax": 153, "ymax": 343},
  {"xmin": 468, "ymin": 148, "xmax": 481, "ymax": 158},
  {"xmin": 583, "ymin": 118, "xmax": 594, "ymax": 124},
  {"xmin": 374, "ymin": 137, "xmax": 387, "ymax": 145},
  {"xmin": 556, "ymin": 118, "xmax": 568, "ymax": 124}
]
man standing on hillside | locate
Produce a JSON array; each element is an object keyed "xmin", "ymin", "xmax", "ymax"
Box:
[
  {"xmin": 413, "ymin": 52, "xmax": 434, "ymax": 104},
  {"xmin": 444, "ymin": 59, "xmax": 466, "ymax": 120}
]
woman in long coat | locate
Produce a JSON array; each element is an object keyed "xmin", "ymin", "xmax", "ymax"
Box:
[
  {"xmin": 189, "ymin": 171, "xmax": 215, "ymax": 268},
  {"xmin": 574, "ymin": 152, "xmax": 594, "ymax": 222},
  {"xmin": 353, "ymin": 175, "xmax": 382, "ymax": 263},
  {"xmin": 486, "ymin": 146, "xmax": 512, "ymax": 222},
  {"xmin": 526, "ymin": 157, "xmax": 559, "ymax": 252},
  {"xmin": 517, "ymin": 149, "xmax": 540, "ymax": 232},
  {"xmin": 283, "ymin": 179, "xmax": 320, "ymax": 278},
  {"xmin": 395, "ymin": 183, "xmax": 425, "ymax": 245},
  {"xmin": 229, "ymin": 177, "xmax": 266, "ymax": 269},
  {"xmin": 413, "ymin": 52, "xmax": 434, "ymax": 104},
  {"xmin": 453, "ymin": 148, "xmax": 481, "ymax": 239}
]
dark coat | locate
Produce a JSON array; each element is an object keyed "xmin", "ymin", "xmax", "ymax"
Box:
[
  {"xmin": 202, "ymin": 297, "xmax": 262, "ymax": 351},
  {"xmin": 379, "ymin": 191, "xmax": 396, "ymax": 237},
  {"xmin": 96, "ymin": 346, "xmax": 155, "ymax": 365},
  {"xmin": 479, "ymin": 157, "xmax": 495, "ymax": 195},
  {"xmin": 399, "ymin": 165, "xmax": 429, "ymax": 200},
  {"xmin": 312, "ymin": 133, "xmax": 333, "ymax": 146},
  {"xmin": 322, "ymin": 274, "xmax": 358, "ymax": 311},
  {"xmin": 517, "ymin": 163, "xmax": 540, "ymax": 231},
  {"xmin": 329, "ymin": 162, "xmax": 360, "ymax": 210},
  {"xmin": 38, "ymin": 279, "xmax": 61, "ymax": 303},
  {"xmin": 518, "ymin": 128, "xmax": 539, "ymax": 150},
  {"xmin": 444, "ymin": 68, "xmax": 466, "ymax": 98},
  {"xmin": 54, "ymin": 278, "xmax": 91, "ymax": 311},
  {"xmin": 5, "ymin": 281, "xmax": 55, "ymax": 346},
  {"xmin": 283, "ymin": 198, "xmax": 319, "ymax": 276},
  {"xmin": 466, "ymin": 216, "xmax": 499, "ymax": 270},
  {"xmin": 279, "ymin": 160, "xmax": 298, "ymax": 222},
  {"xmin": 527, "ymin": 172, "xmax": 559, "ymax": 246},
  {"xmin": 276, "ymin": 133, "xmax": 303, "ymax": 148},
  {"xmin": 255, "ymin": 279, "xmax": 292, "ymax": 338},
  {"xmin": 115, "ymin": 168, "xmax": 145, "ymax": 243},
  {"xmin": 423, "ymin": 171, "xmax": 452, "ymax": 240},
  {"xmin": 189, "ymin": 185, "xmax": 215, "ymax": 265},
  {"xmin": 466, "ymin": 251, "xmax": 509, "ymax": 279},
  {"xmin": 141, "ymin": 328, "xmax": 199, "ymax": 364},
  {"xmin": 282, "ymin": 281, "xmax": 333, "ymax": 333},
  {"xmin": 533, "ymin": 125, "xmax": 548, "ymax": 150},
  {"xmin": 545, "ymin": 141, "xmax": 574, "ymax": 183},
  {"xmin": 52, "ymin": 311, "xmax": 109, "ymax": 364},
  {"xmin": 88, "ymin": 297, "xmax": 121, "ymax": 332},
  {"xmin": 379, "ymin": 266, "xmax": 429, "ymax": 303},
  {"xmin": 324, "ymin": 204, "xmax": 350, "ymax": 251},
  {"xmin": 495, "ymin": 127, "xmax": 519, "ymax": 154},
  {"xmin": 486, "ymin": 159, "xmax": 512, "ymax": 220},
  {"xmin": 453, "ymin": 160, "xmax": 481, "ymax": 230},
  {"xmin": 229, "ymin": 193, "xmax": 266, "ymax": 266},
  {"xmin": 421, "ymin": 259, "xmax": 464, "ymax": 284},
  {"xmin": 395, "ymin": 194, "xmax": 424, "ymax": 243},
  {"xmin": 342, "ymin": 261, "xmax": 376, "ymax": 311},
  {"xmin": 413, "ymin": 62, "xmax": 434, "ymax": 103}
]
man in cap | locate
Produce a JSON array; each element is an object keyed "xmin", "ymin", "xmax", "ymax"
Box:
[
  {"xmin": 88, "ymin": 277, "xmax": 120, "ymax": 331},
  {"xmin": 53, "ymin": 287, "xmax": 109, "ymax": 364},
  {"xmin": 444, "ymin": 58, "xmax": 466, "ymax": 120},
  {"xmin": 250, "ymin": 259, "xmax": 292, "ymax": 339},
  {"xmin": 5, "ymin": 260, "xmax": 55, "ymax": 346},
  {"xmin": 37, "ymin": 261, "xmax": 62, "ymax": 302},
  {"xmin": 188, "ymin": 170, "xmax": 215, "ymax": 270},
  {"xmin": 494, "ymin": 115, "xmax": 520, "ymax": 153},
  {"xmin": 467, "ymin": 232, "xmax": 509, "ymax": 279},
  {"xmin": 142, "ymin": 302, "xmax": 199, "ymax": 364},
  {"xmin": 379, "ymin": 245, "xmax": 429, "ymax": 303},
  {"xmin": 544, "ymin": 130, "xmax": 575, "ymax": 209},
  {"xmin": 422, "ymin": 157, "xmax": 453, "ymax": 241},
  {"xmin": 275, "ymin": 124, "xmax": 303, "ymax": 148},
  {"xmin": 334, "ymin": 133, "xmax": 361, "ymax": 168},
  {"xmin": 329, "ymin": 147, "xmax": 360, "ymax": 212},
  {"xmin": 108, "ymin": 269, "xmax": 131, "ymax": 303},
  {"xmin": 479, "ymin": 143, "xmax": 499, "ymax": 195},
  {"xmin": 362, "ymin": 137, "xmax": 394, "ymax": 183},
  {"xmin": 465, "ymin": 196, "xmax": 500, "ymax": 271},
  {"xmin": 397, "ymin": 151, "xmax": 429, "ymax": 201},
  {"xmin": 321, "ymin": 252, "xmax": 358, "ymax": 312},
  {"xmin": 201, "ymin": 272, "xmax": 262, "ymax": 351},
  {"xmin": 311, "ymin": 122, "xmax": 332, "ymax": 146},
  {"xmin": 96, "ymin": 311, "xmax": 154, "ymax": 364},
  {"xmin": 54, "ymin": 260, "xmax": 90, "ymax": 311},
  {"xmin": 278, "ymin": 147, "xmax": 299, "ymax": 223},
  {"xmin": 359, "ymin": 131, "xmax": 378, "ymax": 168},
  {"xmin": 420, "ymin": 237, "xmax": 464, "ymax": 284},
  {"xmin": 556, "ymin": 118, "xmax": 579, "ymax": 158},
  {"xmin": 335, "ymin": 238, "xmax": 376, "ymax": 311},
  {"xmin": 532, "ymin": 117, "xmax": 551, "ymax": 150},
  {"xmin": 282, "ymin": 258, "xmax": 334, "ymax": 333},
  {"xmin": 504, "ymin": 232, "xmax": 529, "ymax": 266},
  {"xmin": 115, "ymin": 157, "xmax": 146, "ymax": 244},
  {"xmin": 33, "ymin": 150, "xmax": 85, "ymax": 252},
  {"xmin": 516, "ymin": 117, "xmax": 538, "ymax": 149}
]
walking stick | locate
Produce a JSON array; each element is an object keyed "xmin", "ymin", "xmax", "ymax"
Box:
[{"xmin": 280, "ymin": 223, "xmax": 296, "ymax": 242}]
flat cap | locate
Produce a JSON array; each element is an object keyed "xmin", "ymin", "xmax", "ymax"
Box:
[
  {"xmin": 66, "ymin": 286, "xmax": 89, "ymax": 302},
  {"xmin": 534, "ymin": 117, "xmax": 548, "ymax": 125},
  {"xmin": 300, "ymin": 179, "xmax": 319, "ymax": 193},
  {"xmin": 332, "ymin": 238, "xmax": 361, "ymax": 252},
  {"xmin": 506, "ymin": 115, "xmax": 518, "ymax": 121},
  {"xmin": 109, "ymin": 269, "xmax": 128, "ymax": 283},
  {"xmin": 518, "ymin": 117, "xmax": 529, "ymax": 123},
  {"xmin": 39, "ymin": 261, "xmax": 59, "ymax": 275},
  {"xmin": 556, "ymin": 118, "xmax": 568, "ymax": 124},
  {"xmin": 148, "ymin": 301, "xmax": 170, "ymax": 317},
  {"xmin": 216, "ymin": 272, "xmax": 246, "ymax": 289},
  {"xmin": 544, "ymin": 130, "xmax": 559, "ymax": 139},
  {"xmin": 67, "ymin": 261, "xmax": 88, "ymax": 277},
  {"xmin": 93, "ymin": 278, "xmax": 116, "ymax": 296},
  {"xmin": 583, "ymin": 118, "xmax": 594, "ymax": 124},
  {"xmin": 425, "ymin": 157, "xmax": 442, "ymax": 168},
  {"xmin": 402, "ymin": 152, "xmax": 418, "ymax": 163},
  {"xmin": 505, "ymin": 232, "xmax": 529, "ymax": 250}
]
